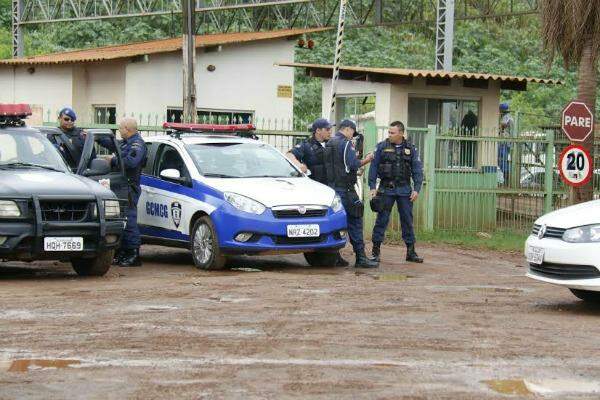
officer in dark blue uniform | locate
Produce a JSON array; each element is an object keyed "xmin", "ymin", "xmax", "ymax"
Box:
[
  {"xmin": 287, "ymin": 118, "xmax": 349, "ymax": 267},
  {"xmin": 100, "ymin": 118, "xmax": 147, "ymax": 267},
  {"xmin": 369, "ymin": 121, "xmax": 423, "ymax": 263},
  {"xmin": 55, "ymin": 107, "xmax": 87, "ymax": 169},
  {"xmin": 324, "ymin": 119, "xmax": 378, "ymax": 268}
]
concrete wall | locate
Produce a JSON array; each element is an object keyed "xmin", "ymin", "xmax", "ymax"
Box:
[{"xmin": 0, "ymin": 65, "xmax": 73, "ymax": 122}]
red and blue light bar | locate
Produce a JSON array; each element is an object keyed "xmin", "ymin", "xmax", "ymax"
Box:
[
  {"xmin": 0, "ymin": 104, "xmax": 32, "ymax": 118},
  {"xmin": 162, "ymin": 122, "xmax": 255, "ymax": 132}
]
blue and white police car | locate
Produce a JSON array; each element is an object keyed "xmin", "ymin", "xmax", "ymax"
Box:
[{"xmin": 139, "ymin": 123, "xmax": 347, "ymax": 270}]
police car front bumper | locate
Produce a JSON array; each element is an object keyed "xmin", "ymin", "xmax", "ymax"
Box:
[{"xmin": 213, "ymin": 205, "xmax": 348, "ymax": 255}]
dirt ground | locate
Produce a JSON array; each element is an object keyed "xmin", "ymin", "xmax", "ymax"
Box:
[{"xmin": 1, "ymin": 242, "xmax": 600, "ymax": 400}]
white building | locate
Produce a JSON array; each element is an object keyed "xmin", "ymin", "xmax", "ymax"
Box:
[{"xmin": 0, "ymin": 28, "xmax": 327, "ymax": 126}]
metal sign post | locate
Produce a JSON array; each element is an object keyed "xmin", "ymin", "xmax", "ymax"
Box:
[
  {"xmin": 182, "ymin": 0, "xmax": 197, "ymax": 124},
  {"xmin": 328, "ymin": 0, "xmax": 348, "ymax": 123}
]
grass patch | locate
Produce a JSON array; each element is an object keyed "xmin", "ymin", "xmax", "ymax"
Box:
[{"xmin": 385, "ymin": 229, "xmax": 528, "ymax": 253}]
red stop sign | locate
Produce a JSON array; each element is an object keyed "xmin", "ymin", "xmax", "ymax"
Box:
[{"xmin": 562, "ymin": 101, "xmax": 594, "ymax": 142}]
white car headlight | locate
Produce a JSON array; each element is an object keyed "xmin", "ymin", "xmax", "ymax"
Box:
[
  {"xmin": 0, "ymin": 200, "xmax": 21, "ymax": 217},
  {"xmin": 563, "ymin": 225, "xmax": 600, "ymax": 243},
  {"xmin": 104, "ymin": 200, "xmax": 121, "ymax": 218},
  {"xmin": 331, "ymin": 194, "xmax": 343, "ymax": 213},
  {"xmin": 224, "ymin": 192, "xmax": 266, "ymax": 215}
]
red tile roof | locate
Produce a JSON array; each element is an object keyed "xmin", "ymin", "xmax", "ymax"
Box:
[{"xmin": 1, "ymin": 28, "xmax": 330, "ymax": 66}]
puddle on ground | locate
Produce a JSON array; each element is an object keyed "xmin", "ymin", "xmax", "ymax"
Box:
[
  {"xmin": 374, "ymin": 274, "xmax": 412, "ymax": 282},
  {"xmin": 230, "ymin": 267, "xmax": 262, "ymax": 272},
  {"xmin": 484, "ymin": 379, "xmax": 531, "ymax": 395},
  {"xmin": 7, "ymin": 359, "xmax": 81, "ymax": 373},
  {"xmin": 128, "ymin": 305, "xmax": 179, "ymax": 312}
]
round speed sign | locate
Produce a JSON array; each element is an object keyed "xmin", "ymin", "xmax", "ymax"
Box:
[{"xmin": 558, "ymin": 145, "xmax": 593, "ymax": 187}]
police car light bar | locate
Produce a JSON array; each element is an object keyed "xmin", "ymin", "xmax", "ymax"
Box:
[
  {"xmin": 162, "ymin": 122, "xmax": 256, "ymax": 133},
  {"xmin": 0, "ymin": 104, "xmax": 32, "ymax": 118}
]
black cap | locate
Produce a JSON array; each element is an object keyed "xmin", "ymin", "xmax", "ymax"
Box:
[
  {"xmin": 339, "ymin": 119, "xmax": 357, "ymax": 131},
  {"xmin": 311, "ymin": 118, "xmax": 332, "ymax": 132}
]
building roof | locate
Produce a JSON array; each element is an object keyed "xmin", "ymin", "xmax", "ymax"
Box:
[
  {"xmin": 1, "ymin": 28, "xmax": 330, "ymax": 66},
  {"xmin": 277, "ymin": 62, "xmax": 561, "ymax": 91}
]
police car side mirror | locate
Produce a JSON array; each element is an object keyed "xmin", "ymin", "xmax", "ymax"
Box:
[
  {"xmin": 160, "ymin": 168, "xmax": 191, "ymax": 186},
  {"xmin": 83, "ymin": 158, "xmax": 110, "ymax": 177}
]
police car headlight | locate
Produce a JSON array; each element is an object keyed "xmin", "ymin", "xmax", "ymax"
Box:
[
  {"xmin": 224, "ymin": 192, "xmax": 266, "ymax": 215},
  {"xmin": 331, "ymin": 194, "xmax": 343, "ymax": 213},
  {"xmin": 563, "ymin": 225, "xmax": 600, "ymax": 243},
  {"xmin": 104, "ymin": 200, "xmax": 121, "ymax": 218},
  {"xmin": 0, "ymin": 200, "xmax": 21, "ymax": 217}
]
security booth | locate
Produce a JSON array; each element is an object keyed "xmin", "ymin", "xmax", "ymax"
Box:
[{"xmin": 278, "ymin": 63, "xmax": 559, "ymax": 232}]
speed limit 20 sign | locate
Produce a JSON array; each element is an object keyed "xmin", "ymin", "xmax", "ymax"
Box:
[{"xmin": 558, "ymin": 145, "xmax": 593, "ymax": 187}]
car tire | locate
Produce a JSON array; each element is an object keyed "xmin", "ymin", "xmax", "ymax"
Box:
[
  {"xmin": 191, "ymin": 216, "xmax": 226, "ymax": 270},
  {"xmin": 570, "ymin": 289, "xmax": 600, "ymax": 303},
  {"xmin": 71, "ymin": 249, "xmax": 113, "ymax": 276},
  {"xmin": 303, "ymin": 251, "xmax": 338, "ymax": 267}
]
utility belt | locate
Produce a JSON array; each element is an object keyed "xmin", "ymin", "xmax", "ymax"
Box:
[{"xmin": 381, "ymin": 178, "xmax": 410, "ymax": 189}]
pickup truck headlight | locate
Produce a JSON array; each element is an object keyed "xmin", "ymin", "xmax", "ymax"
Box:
[
  {"xmin": 224, "ymin": 192, "xmax": 265, "ymax": 215},
  {"xmin": 563, "ymin": 224, "xmax": 600, "ymax": 243},
  {"xmin": 104, "ymin": 200, "xmax": 121, "ymax": 218},
  {"xmin": 0, "ymin": 200, "xmax": 21, "ymax": 217},
  {"xmin": 331, "ymin": 194, "xmax": 343, "ymax": 213}
]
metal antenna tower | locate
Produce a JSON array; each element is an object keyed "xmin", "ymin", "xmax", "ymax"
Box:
[{"xmin": 435, "ymin": 0, "xmax": 454, "ymax": 71}]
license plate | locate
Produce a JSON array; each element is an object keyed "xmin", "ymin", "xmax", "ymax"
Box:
[
  {"xmin": 287, "ymin": 224, "xmax": 320, "ymax": 238},
  {"xmin": 526, "ymin": 246, "xmax": 544, "ymax": 264},
  {"xmin": 43, "ymin": 237, "xmax": 84, "ymax": 252}
]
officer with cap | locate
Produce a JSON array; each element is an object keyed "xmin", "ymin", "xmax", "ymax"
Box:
[
  {"xmin": 99, "ymin": 118, "xmax": 147, "ymax": 267},
  {"xmin": 286, "ymin": 118, "xmax": 349, "ymax": 267},
  {"xmin": 55, "ymin": 107, "xmax": 87, "ymax": 169},
  {"xmin": 369, "ymin": 121, "xmax": 423, "ymax": 263},
  {"xmin": 324, "ymin": 119, "xmax": 378, "ymax": 268}
]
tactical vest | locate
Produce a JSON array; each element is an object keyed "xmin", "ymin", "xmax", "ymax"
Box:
[
  {"xmin": 307, "ymin": 137, "xmax": 327, "ymax": 184},
  {"xmin": 377, "ymin": 139, "xmax": 412, "ymax": 187},
  {"xmin": 324, "ymin": 135, "xmax": 357, "ymax": 190}
]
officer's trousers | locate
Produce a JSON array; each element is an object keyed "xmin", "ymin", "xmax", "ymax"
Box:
[
  {"xmin": 121, "ymin": 190, "xmax": 141, "ymax": 250},
  {"xmin": 336, "ymin": 189, "xmax": 364, "ymax": 253},
  {"xmin": 372, "ymin": 195, "xmax": 415, "ymax": 245}
]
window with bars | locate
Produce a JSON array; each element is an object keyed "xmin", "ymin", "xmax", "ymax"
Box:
[{"xmin": 93, "ymin": 105, "xmax": 117, "ymax": 125}]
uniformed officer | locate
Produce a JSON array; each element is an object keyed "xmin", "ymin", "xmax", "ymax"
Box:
[
  {"xmin": 369, "ymin": 121, "xmax": 424, "ymax": 263},
  {"xmin": 324, "ymin": 119, "xmax": 378, "ymax": 269},
  {"xmin": 100, "ymin": 118, "xmax": 147, "ymax": 267},
  {"xmin": 55, "ymin": 107, "xmax": 87, "ymax": 168},
  {"xmin": 286, "ymin": 118, "xmax": 349, "ymax": 267}
]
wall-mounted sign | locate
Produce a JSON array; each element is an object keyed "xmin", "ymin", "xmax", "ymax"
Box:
[
  {"xmin": 277, "ymin": 85, "xmax": 292, "ymax": 98},
  {"xmin": 558, "ymin": 144, "xmax": 593, "ymax": 187}
]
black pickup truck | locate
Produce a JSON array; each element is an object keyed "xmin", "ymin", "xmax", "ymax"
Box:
[{"xmin": 0, "ymin": 115, "xmax": 126, "ymax": 276}]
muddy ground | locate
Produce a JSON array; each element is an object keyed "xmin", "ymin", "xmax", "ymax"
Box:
[{"xmin": 1, "ymin": 243, "xmax": 600, "ymax": 399}]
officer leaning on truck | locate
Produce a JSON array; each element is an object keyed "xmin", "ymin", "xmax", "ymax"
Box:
[
  {"xmin": 369, "ymin": 121, "xmax": 424, "ymax": 264},
  {"xmin": 99, "ymin": 118, "xmax": 147, "ymax": 267}
]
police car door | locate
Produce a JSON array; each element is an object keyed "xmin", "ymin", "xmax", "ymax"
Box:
[{"xmin": 142, "ymin": 143, "xmax": 192, "ymax": 237}]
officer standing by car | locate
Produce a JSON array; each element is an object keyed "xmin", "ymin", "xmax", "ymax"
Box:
[
  {"xmin": 100, "ymin": 118, "xmax": 147, "ymax": 267},
  {"xmin": 369, "ymin": 121, "xmax": 423, "ymax": 263},
  {"xmin": 286, "ymin": 118, "xmax": 349, "ymax": 267},
  {"xmin": 325, "ymin": 119, "xmax": 378, "ymax": 268},
  {"xmin": 55, "ymin": 107, "xmax": 87, "ymax": 168}
]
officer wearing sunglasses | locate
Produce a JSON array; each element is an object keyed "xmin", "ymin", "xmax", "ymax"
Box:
[{"xmin": 56, "ymin": 107, "xmax": 86, "ymax": 169}]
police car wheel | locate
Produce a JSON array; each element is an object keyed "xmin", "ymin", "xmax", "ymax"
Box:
[
  {"xmin": 303, "ymin": 251, "xmax": 338, "ymax": 267},
  {"xmin": 191, "ymin": 216, "xmax": 226, "ymax": 270},
  {"xmin": 71, "ymin": 249, "xmax": 114, "ymax": 276},
  {"xmin": 570, "ymin": 289, "xmax": 600, "ymax": 303}
]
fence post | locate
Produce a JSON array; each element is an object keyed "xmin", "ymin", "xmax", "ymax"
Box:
[
  {"xmin": 362, "ymin": 120, "xmax": 378, "ymax": 238},
  {"xmin": 424, "ymin": 124, "xmax": 437, "ymax": 231},
  {"xmin": 544, "ymin": 130, "xmax": 555, "ymax": 213}
]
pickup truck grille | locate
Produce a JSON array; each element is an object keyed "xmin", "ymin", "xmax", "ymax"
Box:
[{"xmin": 40, "ymin": 200, "xmax": 92, "ymax": 222}]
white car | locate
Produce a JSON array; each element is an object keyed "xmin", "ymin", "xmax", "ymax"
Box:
[
  {"xmin": 525, "ymin": 200, "xmax": 600, "ymax": 302},
  {"xmin": 138, "ymin": 124, "xmax": 347, "ymax": 270}
]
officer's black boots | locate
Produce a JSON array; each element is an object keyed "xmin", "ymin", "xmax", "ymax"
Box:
[
  {"xmin": 355, "ymin": 249, "xmax": 379, "ymax": 268},
  {"xmin": 336, "ymin": 252, "xmax": 350, "ymax": 267},
  {"xmin": 112, "ymin": 249, "xmax": 125, "ymax": 265},
  {"xmin": 371, "ymin": 242, "xmax": 381, "ymax": 263},
  {"xmin": 119, "ymin": 248, "xmax": 142, "ymax": 267},
  {"xmin": 406, "ymin": 244, "xmax": 424, "ymax": 263}
]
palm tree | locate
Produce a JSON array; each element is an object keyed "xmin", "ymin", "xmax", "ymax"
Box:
[{"xmin": 541, "ymin": 0, "xmax": 600, "ymax": 203}]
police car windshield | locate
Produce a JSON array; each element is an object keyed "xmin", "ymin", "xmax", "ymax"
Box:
[
  {"xmin": 187, "ymin": 142, "xmax": 302, "ymax": 178},
  {"xmin": 0, "ymin": 130, "xmax": 69, "ymax": 172}
]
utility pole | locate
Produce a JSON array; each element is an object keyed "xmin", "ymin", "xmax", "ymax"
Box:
[
  {"xmin": 12, "ymin": 0, "xmax": 24, "ymax": 57},
  {"xmin": 435, "ymin": 0, "xmax": 454, "ymax": 70},
  {"xmin": 328, "ymin": 0, "xmax": 348, "ymax": 122},
  {"xmin": 182, "ymin": 0, "xmax": 197, "ymax": 123}
]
